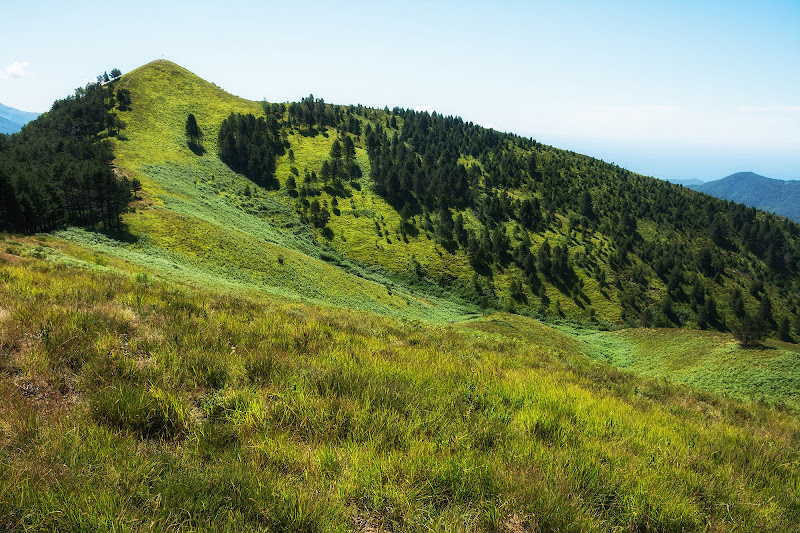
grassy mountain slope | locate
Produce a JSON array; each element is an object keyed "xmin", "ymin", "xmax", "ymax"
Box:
[
  {"xmin": 693, "ymin": 171, "xmax": 800, "ymax": 223},
  {"xmin": 578, "ymin": 327, "xmax": 800, "ymax": 410},
  {"xmin": 36, "ymin": 61, "xmax": 799, "ymax": 337},
  {"xmin": 57, "ymin": 60, "xmax": 471, "ymax": 321},
  {"xmin": 2, "ymin": 240, "xmax": 799, "ymax": 531},
  {"xmin": 2, "ymin": 61, "xmax": 800, "ymax": 530}
]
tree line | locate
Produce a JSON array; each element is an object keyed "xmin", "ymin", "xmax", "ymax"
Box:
[
  {"xmin": 217, "ymin": 111, "xmax": 287, "ymax": 189},
  {"xmin": 364, "ymin": 106, "xmax": 800, "ymax": 335},
  {"xmin": 0, "ymin": 72, "xmax": 133, "ymax": 233}
]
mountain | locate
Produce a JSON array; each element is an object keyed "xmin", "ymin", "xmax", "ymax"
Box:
[
  {"xmin": 1, "ymin": 60, "xmax": 800, "ymax": 531},
  {"xmin": 664, "ymin": 177, "xmax": 705, "ymax": 187},
  {"xmin": 3, "ymin": 60, "xmax": 800, "ymax": 334},
  {"xmin": 0, "ymin": 101, "xmax": 40, "ymax": 134},
  {"xmin": 692, "ymin": 171, "xmax": 800, "ymax": 223}
]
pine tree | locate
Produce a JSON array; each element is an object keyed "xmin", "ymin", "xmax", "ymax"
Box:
[
  {"xmin": 579, "ymin": 190, "xmax": 594, "ymax": 220},
  {"xmin": 733, "ymin": 315, "xmax": 768, "ymax": 348},
  {"xmin": 330, "ymin": 140, "xmax": 342, "ymax": 161},
  {"xmin": 343, "ymin": 136, "xmax": 356, "ymax": 162},
  {"xmin": 758, "ymin": 295, "xmax": 773, "ymax": 324},
  {"xmin": 729, "ymin": 287, "xmax": 746, "ymax": 319},
  {"xmin": 185, "ymin": 114, "xmax": 202, "ymax": 147},
  {"xmin": 285, "ymin": 175, "xmax": 297, "ymax": 196},
  {"xmin": 779, "ymin": 316, "xmax": 791, "ymax": 342}
]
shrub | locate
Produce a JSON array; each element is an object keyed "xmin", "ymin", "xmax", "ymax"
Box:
[{"xmin": 732, "ymin": 315, "xmax": 768, "ymax": 348}]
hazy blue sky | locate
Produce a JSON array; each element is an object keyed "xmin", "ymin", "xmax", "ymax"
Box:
[{"xmin": 2, "ymin": 0, "xmax": 798, "ymax": 181}]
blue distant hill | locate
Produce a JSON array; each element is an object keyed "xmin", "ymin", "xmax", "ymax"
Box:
[
  {"xmin": 691, "ymin": 172, "xmax": 800, "ymax": 223},
  {"xmin": 0, "ymin": 102, "xmax": 41, "ymax": 134},
  {"xmin": 664, "ymin": 177, "xmax": 706, "ymax": 187}
]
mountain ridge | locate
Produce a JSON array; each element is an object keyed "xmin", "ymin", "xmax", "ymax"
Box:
[
  {"xmin": 0, "ymin": 101, "xmax": 40, "ymax": 134},
  {"xmin": 692, "ymin": 171, "xmax": 800, "ymax": 222},
  {"xmin": 3, "ymin": 59, "xmax": 800, "ymax": 335}
]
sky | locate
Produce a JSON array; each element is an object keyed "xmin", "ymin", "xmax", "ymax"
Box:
[{"xmin": 1, "ymin": 0, "xmax": 798, "ymax": 181}]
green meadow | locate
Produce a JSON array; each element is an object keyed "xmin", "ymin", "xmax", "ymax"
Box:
[
  {"xmin": 1, "ymin": 245, "xmax": 799, "ymax": 531},
  {"xmin": 577, "ymin": 327, "xmax": 800, "ymax": 411}
]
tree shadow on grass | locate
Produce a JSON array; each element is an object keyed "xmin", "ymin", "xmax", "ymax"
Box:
[
  {"xmin": 188, "ymin": 142, "xmax": 206, "ymax": 156},
  {"xmin": 91, "ymin": 222, "xmax": 139, "ymax": 244}
]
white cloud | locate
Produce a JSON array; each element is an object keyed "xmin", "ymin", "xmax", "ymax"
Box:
[
  {"xmin": 0, "ymin": 61, "xmax": 30, "ymax": 80},
  {"xmin": 413, "ymin": 104, "xmax": 432, "ymax": 112},
  {"xmin": 478, "ymin": 122, "xmax": 496, "ymax": 130}
]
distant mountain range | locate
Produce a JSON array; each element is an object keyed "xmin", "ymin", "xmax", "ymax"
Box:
[
  {"xmin": 690, "ymin": 172, "xmax": 800, "ymax": 223},
  {"xmin": 0, "ymin": 102, "xmax": 41, "ymax": 134},
  {"xmin": 664, "ymin": 177, "xmax": 706, "ymax": 187}
]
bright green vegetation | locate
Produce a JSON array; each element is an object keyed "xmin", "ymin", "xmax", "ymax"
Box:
[
  {"xmin": 62, "ymin": 61, "xmax": 477, "ymax": 322},
  {"xmin": 2, "ymin": 247, "xmax": 799, "ymax": 531},
  {"xmin": 576, "ymin": 327, "xmax": 800, "ymax": 411},
  {"xmin": 2, "ymin": 61, "xmax": 800, "ymax": 531},
  {"xmin": 6, "ymin": 60, "xmax": 800, "ymax": 338}
]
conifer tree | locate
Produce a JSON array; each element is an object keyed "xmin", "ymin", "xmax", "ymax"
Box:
[
  {"xmin": 733, "ymin": 315, "xmax": 768, "ymax": 348},
  {"xmin": 330, "ymin": 139, "xmax": 342, "ymax": 161},
  {"xmin": 758, "ymin": 295, "xmax": 773, "ymax": 324},
  {"xmin": 185, "ymin": 114, "xmax": 202, "ymax": 147},
  {"xmin": 779, "ymin": 316, "xmax": 791, "ymax": 341}
]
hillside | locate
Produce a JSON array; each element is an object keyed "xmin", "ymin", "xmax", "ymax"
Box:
[
  {"xmin": 2, "ymin": 60, "xmax": 800, "ymax": 530},
  {"xmin": 1, "ymin": 236, "xmax": 799, "ymax": 531},
  {"xmin": 0, "ymin": 102, "xmax": 40, "ymax": 134},
  {"xmin": 2, "ymin": 59, "xmax": 790, "ymax": 338},
  {"xmin": 692, "ymin": 172, "xmax": 800, "ymax": 223},
  {"xmin": 664, "ymin": 177, "xmax": 705, "ymax": 187}
]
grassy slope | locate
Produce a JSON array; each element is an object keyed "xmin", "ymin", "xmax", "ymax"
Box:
[
  {"xmin": 49, "ymin": 60, "xmax": 470, "ymax": 322},
  {"xmin": 274, "ymin": 127, "xmax": 476, "ymax": 285},
  {"xmin": 72, "ymin": 60, "xmax": 787, "ymax": 332},
  {"xmin": 272, "ymin": 124, "xmax": 630, "ymax": 325},
  {"xmin": 577, "ymin": 327, "xmax": 800, "ymax": 410},
  {"xmin": 1, "ymin": 245, "xmax": 799, "ymax": 531}
]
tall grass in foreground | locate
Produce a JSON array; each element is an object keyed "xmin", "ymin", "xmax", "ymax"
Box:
[{"xmin": 1, "ymin": 252, "xmax": 799, "ymax": 531}]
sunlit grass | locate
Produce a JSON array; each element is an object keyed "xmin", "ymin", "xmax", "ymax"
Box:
[
  {"xmin": 579, "ymin": 327, "xmax": 800, "ymax": 410},
  {"xmin": 1, "ymin": 250, "xmax": 799, "ymax": 531}
]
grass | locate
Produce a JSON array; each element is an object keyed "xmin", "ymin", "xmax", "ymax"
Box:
[
  {"xmin": 98, "ymin": 61, "xmax": 628, "ymax": 325},
  {"xmin": 64, "ymin": 58, "xmax": 759, "ymax": 333},
  {"xmin": 1, "ymin": 247, "xmax": 799, "ymax": 531},
  {"xmin": 577, "ymin": 327, "xmax": 800, "ymax": 411}
]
